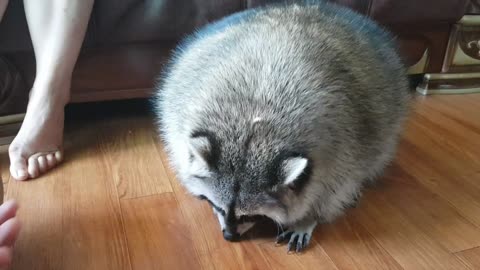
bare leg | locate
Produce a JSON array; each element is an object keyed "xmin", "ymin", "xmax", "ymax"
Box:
[
  {"xmin": 0, "ymin": 0, "xmax": 7, "ymax": 21},
  {"xmin": 9, "ymin": 0, "xmax": 94, "ymax": 180}
]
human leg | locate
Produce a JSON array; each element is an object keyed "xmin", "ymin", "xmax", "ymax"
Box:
[{"xmin": 9, "ymin": 0, "xmax": 94, "ymax": 180}]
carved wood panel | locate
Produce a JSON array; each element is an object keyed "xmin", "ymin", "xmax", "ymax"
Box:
[{"xmin": 443, "ymin": 16, "xmax": 480, "ymax": 73}]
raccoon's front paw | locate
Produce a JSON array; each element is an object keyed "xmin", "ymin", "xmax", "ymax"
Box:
[{"xmin": 275, "ymin": 221, "xmax": 317, "ymax": 253}]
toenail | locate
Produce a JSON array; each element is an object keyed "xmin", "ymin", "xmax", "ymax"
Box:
[
  {"xmin": 28, "ymin": 169, "xmax": 37, "ymax": 178},
  {"xmin": 28, "ymin": 156, "xmax": 36, "ymax": 164},
  {"xmin": 46, "ymin": 154, "xmax": 55, "ymax": 166},
  {"xmin": 16, "ymin": 170, "xmax": 27, "ymax": 178},
  {"xmin": 28, "ymin": 161, "xmax": 39, "ymax": 178},
  {"xmin": 38, "ymin": 156, "xmax": 47, "ymax": 171},
  {"xmin": 55, "ymin": 151, "xmax": 62, "ymax": 161}
]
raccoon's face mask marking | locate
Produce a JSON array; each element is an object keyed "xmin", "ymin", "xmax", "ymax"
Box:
[{"xmin": 184, "ymin": 130, "xmax": 313, "ymax": 241}]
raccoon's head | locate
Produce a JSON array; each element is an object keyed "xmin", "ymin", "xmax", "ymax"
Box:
[{"xmin": 182, "ymin": 129, "xmax": 313, "ymax": 241}]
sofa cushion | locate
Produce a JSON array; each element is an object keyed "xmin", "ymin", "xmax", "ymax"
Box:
[
  {"xmin": 92, "ymin": 0, "xmax": 245, "ymax": 45},
  {"xmin": 368, "ymin": 0, "xmax": 468, "ymax": 25},
  {"xmin": 247, "ymin": 0, "xmax": 468, "ymax": 25},
  {"xmin": 0, "ymin": 0, "xmax": 245, "ymax": 52}
]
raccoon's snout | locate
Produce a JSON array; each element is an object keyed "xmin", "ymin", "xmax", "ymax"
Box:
[
  {"xmin": 223, "ymin": 212, "xmax": 240, "ymax": 241},
  {"xmin": 222, "ymin": 228, "xmax": 240, "ymax": 242},
  {"xmin": 222, "ymin": 215, "xmax": 263, "ymax": 241}
]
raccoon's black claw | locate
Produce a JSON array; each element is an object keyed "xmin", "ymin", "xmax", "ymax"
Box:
[
  {"xmin": 276, "ymin": 231, "xmax": 293, "ymax": 244},
  {"xmin": 287, "ymin": 232, "xmax": 311, "ymax": 253},
  {"xmin": 276, "ymin": 230, "xmax": 312, "ymax": 253},
  {"xmin": 299, "ymin": 233, "xmax": 311, "ymax": 252},
  {"xmin": 287, "ymin": 234, "xmax": 299, "ymax": 253},
  {"xmin": 276, "ymin": 221, "xmax": 317, "ymax": 253}
]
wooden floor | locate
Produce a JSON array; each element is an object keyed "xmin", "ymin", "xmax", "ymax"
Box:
[{"xmin": 1, "ymin": 94, "xmax": 480, "ymax": 270}]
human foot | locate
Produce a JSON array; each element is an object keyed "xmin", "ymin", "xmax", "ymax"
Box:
[
  {"xmin": 0, "ymin": 200, "xmax": 21, "ymax": 268},
  {"xmin": 8, "ymin": 79, "xmax": 68, "ymax": 180}
]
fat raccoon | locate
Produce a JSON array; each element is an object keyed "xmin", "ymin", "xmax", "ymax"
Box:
[{"xmin": 155, "ymin": 1, "xmax": 411, "ymax": 252}]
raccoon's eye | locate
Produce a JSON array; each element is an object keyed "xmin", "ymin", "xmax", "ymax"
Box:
[
  {"xmin": 197, "ymin": 195, "xmax": 225, "ymax": 216},
  {"xmin": 192, "ymin": 175, "xmax": 209, "ymax": 180}
]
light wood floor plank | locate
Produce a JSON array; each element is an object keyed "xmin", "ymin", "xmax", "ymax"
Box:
[
  {"xmin": 396, "ymin": 140, "xmax": 480, "ymax": 228},
  {"xmin": 352, "ymin": 189, "xmax": 468, "ymax": 270},
  {"xmin": 120, "ymin": 193, "xmax": 201, "ymax": 270},
  {"xmin": 378, "ymin": 164, "xmax": 480, "ymax": 253},
  {"xmin": 0, "ymin": 95, "xmax": 478, "ymax": 269},
  {"xmin": 259, "ymin": 240, "xmax": 338, "ymax": 270},
  {"xmin": 98, "ymin": 116, "xmax": 172, "ymax": 199},
  {"xmin": 456, "ymin": 247, "xmax": 480, "ymax": 269},
  {"xmin": 317, "ymin": 216, "xmax": 403, "ymax": 270},
  {"xmin": 6, "ymin": 122, "xmax": 131, "ymax": 270}
]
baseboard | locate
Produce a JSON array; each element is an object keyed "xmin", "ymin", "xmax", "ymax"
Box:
[{"xmin": 416, "ymin": 72, "xmax": 480, "ymax": 95}]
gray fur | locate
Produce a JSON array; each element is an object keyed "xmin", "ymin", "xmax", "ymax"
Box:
[{"xmin": 154, "ymin": 1, "xmax": 411, "ymax": 251}]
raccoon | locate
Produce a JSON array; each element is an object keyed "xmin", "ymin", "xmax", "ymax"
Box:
[{"xmin": 155, "ymin": 1, "xmax": 411, "ymax": 253}]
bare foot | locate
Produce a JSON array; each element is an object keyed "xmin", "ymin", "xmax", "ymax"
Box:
[
  {"xmin": 0, "ymin": 200, "xmax": 21, "ymax": 268},
  {"xmin": 8, "ymin": 79, "xmax": 68, "ymax": 180}
]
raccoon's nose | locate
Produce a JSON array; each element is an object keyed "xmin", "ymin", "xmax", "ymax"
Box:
[{"xmin": 222, "ymin": 229, "xmax": 240, "ymax": 242}]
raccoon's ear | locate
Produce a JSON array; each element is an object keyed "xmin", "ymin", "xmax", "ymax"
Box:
[
  {"xmin": 189, "ymin": 131, "xmax": 220, "ymax": 169},
  {"xmin": 281, "ymin": 156, "xmax": 311, "ymax": 190}
]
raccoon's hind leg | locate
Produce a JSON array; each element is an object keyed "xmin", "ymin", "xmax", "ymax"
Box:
[{"xmin": 276, "ymin": 219, "xmax": 318, "ymax": 253}]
